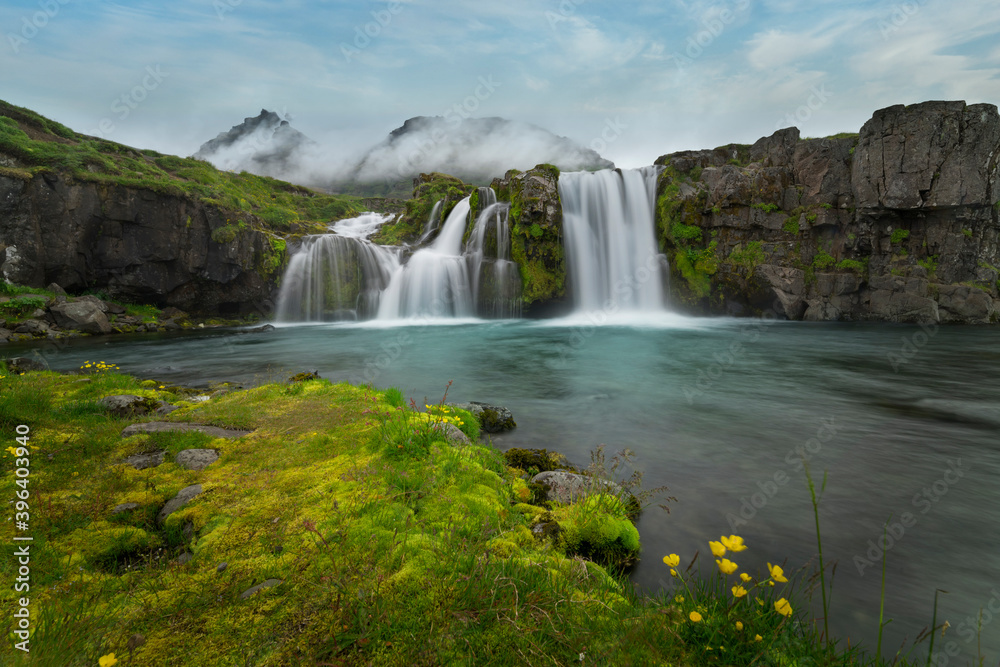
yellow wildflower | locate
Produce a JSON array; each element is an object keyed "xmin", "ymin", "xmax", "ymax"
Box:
[
  {"xmin": 775, "ymin": 598, "xmax": 793, "ymax": 617},
  {"xmin": 670, "ymin": 568, "xmax": 677, "ymax": 577},
  {"xmin": 709, "ymin": 540, "xmax": 726, "ymax": 557},
  {"xmin": 755, "ymin": 634, "xmax": 763, "ymax": 642},
  {"xmin": 768, "ymin": 562, "xmax": 788, "ymax": 583},
  {"xmin": 689, "ymin": 611, "xmax": 702, "ymax": 622},
  {"xmin": 735, "ymin": 621, "xmax": 744, "ymax": 631},
  {"xmin": 740, "ymin": 572, "xmax": 752, "ymax": 582},
  {"xmin": 663, "ymin": 554, "xmax": 680, "ymax": 567},
  {"xmin": 99, "ymin": 654, "xmax": 118, "ymax": 667},
  {"xmin": 675, "ymin": 595, "xmax": 684, "ymax": 603},
  {"xmin": 731, "ymin": 585, "xmax": 748, "ymax": 598},
  {"xmin": 716, "ymin": 558, "xmax": 738, "ymax": 575},
  {"xmin": 721, "ymin": 535, "xmax": 747, "ymax": 552}
]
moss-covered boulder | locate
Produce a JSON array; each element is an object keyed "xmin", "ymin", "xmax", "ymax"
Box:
[
  {"xmin": 551, "ymin": 494, "xmax": 641, "ymax": 569},
  {"xmin": 371, "ymin": 172, "xmax": 476, "ymax": 245},
  {"xmin": 491, "ymin": 165, "xmax": 567, "ymax": 311}
]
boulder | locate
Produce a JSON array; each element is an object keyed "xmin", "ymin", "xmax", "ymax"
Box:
[
  {"xmin": 124, "ymin": 450, "xmax": 166, "ymax": 470},
  {"xmin": 451, "ymin": 402, "xmax": 516, "ymax": 433},
  {"xmin": 531, "ymin": 470, "xmax": 626, "ymax": 505},
  {"xmin": 49, "ymin": 301, "xmax": 112, "ymax": 334},
  {"xmin": 4, "ymin": 357, "xmax": 47, "ymax": 373},
  {"xmin": 935, "ymin": 284, "xmax": 997, "ymax": 324},
  {"xmin": 432, "ymin": 422, "xmax": 470, "ymax": 445},
  {"xmin": 756, "ymin": 265, "xmax": 806, "ymax": 320},
  {"xmin": 749, "ymin": 127, "xmax": 800, "ymax": 167},
  {"xmin": 174, "ymin": 449, "xmax": 220, "ymax": 471},
  {"xmin": 100, "ymin": 395, "xmax": 156, "ymax": 418},
  {"xmin": 13, "ymin": 319, "xmax": 48, "ymax": 335},
  {"xmin": 46, "ymin": 282, "xmax": 67, "ymax": 295},
  {"xmin": 157, "ymin": 483, "xmax": 203, "ymax": 523}
]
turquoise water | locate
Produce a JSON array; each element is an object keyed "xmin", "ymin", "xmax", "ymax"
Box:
[{"xmin": 11, "ymin": 315, "xmax": 1000, "ymax": 661}]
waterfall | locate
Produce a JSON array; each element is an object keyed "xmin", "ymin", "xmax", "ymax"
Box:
[
  {"xmin": 274, "ymin": 213, "xmax": 399, "ymax": 322},
  {"xmin": 377, "ymin": 197, "xmax": 475, "ymax": 318},
  {"xmin": 466, "ymin": 188, "xmax": 522, "ymax": 319},
  {"xmin": 558, "ymin": 167, "xmax": 667, "ymax": 313}
]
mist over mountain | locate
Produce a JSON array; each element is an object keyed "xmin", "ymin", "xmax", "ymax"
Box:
[
  {"xmin": 192, "ymin": 109, "xmax": 316, "ymax": 178},
  {"xmin": 193, "ymin": 112, "xmax": 614, "ymax": 196},
  {"xmin": 342, "ymin": 116, "xmax": 615, "ymax": 187}
]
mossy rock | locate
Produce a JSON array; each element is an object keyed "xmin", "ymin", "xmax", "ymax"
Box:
[
  {"xmin": 287, "ymin": 370, "xmax": 320, "ymax": 383},
  {"xmin": 503, "ymin": 447, "xmax": 573, "ymax": 474},
  {"xmin": 554, "ymin": 494, "xmax": 640, "ymax": 569}
]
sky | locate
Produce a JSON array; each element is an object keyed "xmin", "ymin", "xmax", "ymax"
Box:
[{"xmin": 2, "ymin": 0, "xmax": 1000, "ymax": 169}]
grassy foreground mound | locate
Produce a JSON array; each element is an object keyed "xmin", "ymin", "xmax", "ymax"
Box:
[{"xmin": 0, "ymin": 369, "xmax": 923, "ymax": 666}]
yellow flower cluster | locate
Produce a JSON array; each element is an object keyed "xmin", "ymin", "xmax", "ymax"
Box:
[
  {"xmin": 80, "ymin": 360, "xmax": 120, "ymax": 374},
  {"xmin": 664, "ymin": 534, "xmax": 796, "ymax": 648},
  {"xmin": 420, "ymin": 404, "xmax": 465, "ymax": 427}
]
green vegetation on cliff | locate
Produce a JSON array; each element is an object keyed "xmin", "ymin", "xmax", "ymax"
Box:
[
  {"xmin": 370, "ymin": 173, "xmax": 475, "ymax": 245},
  {"xmin": 0, "ymin": 99, "xmax": 375, "ymax": 235}
]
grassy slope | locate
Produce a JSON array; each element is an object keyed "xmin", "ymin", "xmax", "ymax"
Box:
[
  {"xmin": 0, "ymin": 369, "xmax": 928, "ymax": 667},
  {"xmin": 0, "ymin": 99, "xmax": 371, "ymax": 236}
]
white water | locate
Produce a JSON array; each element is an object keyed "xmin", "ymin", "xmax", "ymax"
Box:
[
  {"xmin": 273, "ymin": 213, "xmax": 400, "ymax": 322},
  {"xmin": 558, "ymin": 167, "xmax": 667, "ymax": 313},
  {"xmin": 466, "ymin": 188, "xmax": 522, "ymax": 319}
]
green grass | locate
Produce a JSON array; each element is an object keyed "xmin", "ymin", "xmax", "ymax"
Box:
[
  {"xmin": 0, "ymin": 369, "xmax": 962, "ymax": 666},
  {"xmin": 890, "ymin": 229, "xmax": 910, "ymax": 245},
  {"xmin": 813, "ymin": 250, "xmax": 836, "ymax": 270},
  {"xmin": 0, "ymin": 99, "xmax": 367, "ymax": 233},
  {"xmin": 751, "ymin": 202, "xmax": 781, "ymax": 214}
]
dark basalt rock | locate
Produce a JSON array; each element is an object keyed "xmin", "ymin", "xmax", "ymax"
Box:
[
  {"xmin": 451, "ymin": 401, "xmax": 516, "ymax": 433},
  {"xmin": 4, "ymin": 356, "xmax": 47, "ymax": 374}
]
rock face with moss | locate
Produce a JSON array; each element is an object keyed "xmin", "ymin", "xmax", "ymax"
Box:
[
  {"xmin": 0, "ymin": 172, "xmax": 282, "ymax": 316},
  {"xmin": 491, "ymin": 165, "xmax": 568, "ymax": 313},
  {"xmin": 655, "ymin": 101, "xmax": 1000, "ymax": 323}
]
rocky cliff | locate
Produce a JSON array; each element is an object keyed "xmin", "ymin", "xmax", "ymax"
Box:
[
  {"xmin": 0, "ymin": 172, "xmax": 283, "ymax": 316},
  {"xmin": 654, "ymin": 101, "xmax": 1000, "ymax": 323}
]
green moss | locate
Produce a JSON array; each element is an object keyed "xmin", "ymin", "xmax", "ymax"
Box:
[
  {"xmin": 728, "ymin": 241, "xmax": 766, "ymax": 274},
  {"xmin": 783, "ymin": 217, "xmax": 800, "ymax": 234},
  {"xmin": 554, "ymin": 494, "xmax": 641, "ymax": 568},
  {"xmin": 813, "ymin": 250, "xmax": 836, "ymax": 270},
  {"xmin": 835, "ymin": 259, "xmax": 867, "ymax": 274},
  {"xmin": 917, "ymin": 255, "xmax": 939, "ymax": 276},
  {"xmin": 751, "ymin": 202, "xmax": 780, "ymax": 214},
  {"xmin": 372, "ymin": 173, "xmax": 474, "ymax": 245},
  {"xmin": 890, "ymin": 229, "xmax": 910, "ymax": 244},
  {"xmin": 210, "ymin": 224, "xmax": 239, "ymax": 244},
  {"xmin": 671, "ymin": 222, "xmax": 702, "ymax": 241}
]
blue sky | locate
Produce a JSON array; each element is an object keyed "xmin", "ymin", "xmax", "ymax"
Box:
[{"xmin": 3, "ymin": 0, "xmax": 1000, "ymax": 168}]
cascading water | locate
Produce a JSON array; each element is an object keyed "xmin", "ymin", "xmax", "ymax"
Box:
[
  {"xmin": 465, "ymin": 188, "xmax": 522, "ymax": 319},
  {"xmin": 274, "ymin": 213, "xmax": 400, "ymax": 322},
  {"xmin": 377, "ymin": 198, "xmax": 475, "ymax": 318},
  {"xmin": 558, "ymin": 167, "xmax": 668, "ymax": 313}
]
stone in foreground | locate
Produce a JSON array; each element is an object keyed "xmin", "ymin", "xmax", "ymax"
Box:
[
  {"xmin": 158, "ymin": 484, "xmax": 203, "ymax": 523},
  {"xmin": 174, "ymin": 449, "xmax": 220, "ymax": 471}
]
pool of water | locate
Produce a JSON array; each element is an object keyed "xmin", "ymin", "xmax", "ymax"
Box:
[{"xmin": 9, "ymin": 314, "xmax": 1000, "ymax": 661}]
